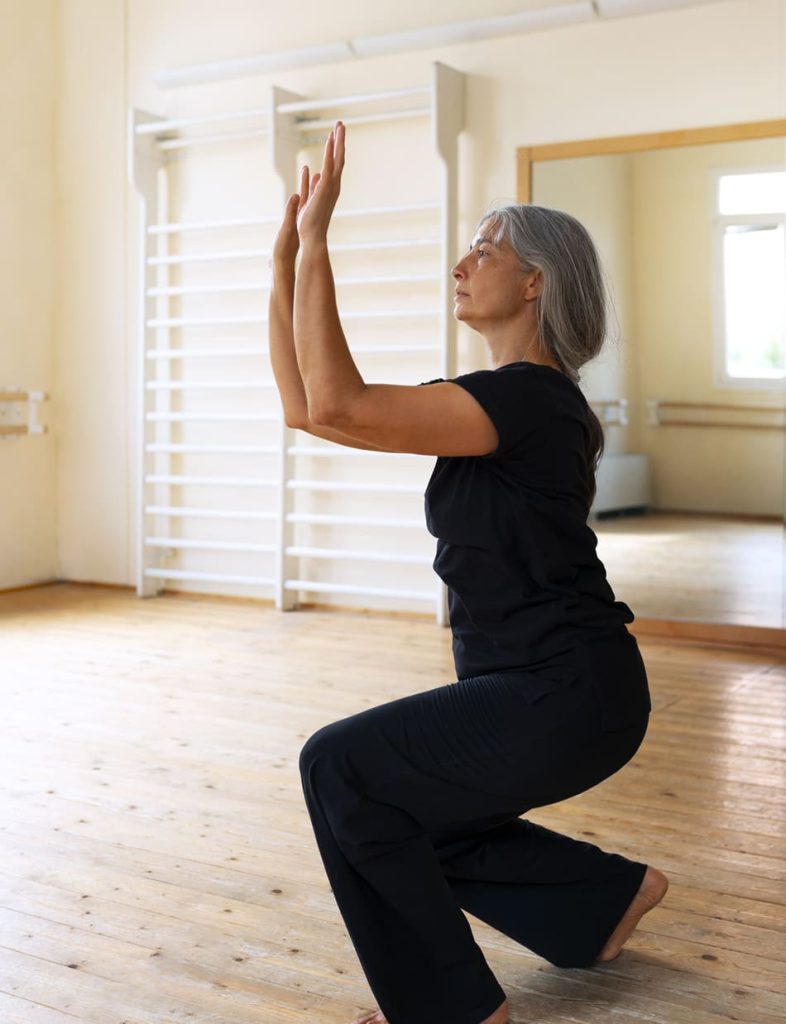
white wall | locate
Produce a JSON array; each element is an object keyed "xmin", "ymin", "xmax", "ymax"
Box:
[
  {"xmin": 55, "ymin": 0, "xmax": 127, "ymax": 585},
  {"xmin": 0, "ymin": 0, "xmax": 57, "ymax": 588},
  {"xmin": 4, "ymin": 0, "xmax": 785, "ymax": 597}
]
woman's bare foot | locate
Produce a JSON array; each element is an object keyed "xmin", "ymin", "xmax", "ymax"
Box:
[
  {"xmin": 482, "ymin": 999, "xmax": 508, "ymax": 1024},
  {"xmin": 350, "ymin": 1011, "xmax": 387, "ymax": 1024},
  {"xmin": 351, "ymin": 997, "xmax": 508, "ymax": 1024},
  {"xmin": 595, "ymin": 865, "xmax": 669, "ymax": 962}
]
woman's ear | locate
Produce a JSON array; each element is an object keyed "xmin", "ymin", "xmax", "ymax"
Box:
[{"xmin": 522, "ymin": 268, "xmax": 543, "ymax": 300}]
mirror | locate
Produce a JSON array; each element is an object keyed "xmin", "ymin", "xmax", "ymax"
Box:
[{"xmin": 519, "ymin": 121, "xmax": 786, "ymax": 643}]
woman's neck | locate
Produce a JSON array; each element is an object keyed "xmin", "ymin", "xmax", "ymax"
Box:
[{"xmin": 484, "ymin": 320, "xmax": 561, "ymax": 372}]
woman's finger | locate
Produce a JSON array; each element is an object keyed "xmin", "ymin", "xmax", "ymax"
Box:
[
  {"xmin": 298, "ymin": 165, "xmax": 309, "ymax": 206},
  {"xmin": 279, "ymin": 192, "xmax": 294, "ymax": 222},
  {"xmin": 335, "ymin": 121, "xmax": 345, "ymax": 170},
  {"xmin": 321, "ymin": 130, "xmax": 334, "ymax": 176}
]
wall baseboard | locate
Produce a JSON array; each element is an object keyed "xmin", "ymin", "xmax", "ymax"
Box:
[
  {"xmin": 631, "ymin": 617, "xmax": 786, "ymax": 657},
  {"xmin": 3, "ymin": 581, "xmax": 783, "ymax": 656},
  {"xmin": 0, "ymin": 577, "xmax": 62, "ymax": 596}
]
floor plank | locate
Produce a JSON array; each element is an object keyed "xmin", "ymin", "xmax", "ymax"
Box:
[
  {"xmin": 1, "ymin": 582, "xmax": 784, "ymax": 1023},
  {"xmin": 595, "ymin": 511, "xmax": 783, "ymax": 629}
]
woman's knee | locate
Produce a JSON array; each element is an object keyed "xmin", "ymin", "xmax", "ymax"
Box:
[
  {"xmin": 299, "ymin": 723, "xmax": 333, "ymax": 778},
  {"xmin": 298, "ymin": 717, "xmax": 355, "ymax": 780}
]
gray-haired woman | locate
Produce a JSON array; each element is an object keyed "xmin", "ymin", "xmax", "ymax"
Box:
[{"xmin": 269, "ymin": 120, "xmax": 668, "ymax": 1024}]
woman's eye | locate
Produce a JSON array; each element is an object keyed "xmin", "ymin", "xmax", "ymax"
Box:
[{"xmin": 477, "ymin": 249, "xmax": 488, "ymax": 258}]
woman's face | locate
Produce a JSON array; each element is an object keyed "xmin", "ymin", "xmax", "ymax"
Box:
[{"xmin": 451, "ymin": 220, "xmax": 541, "ymax": 330}]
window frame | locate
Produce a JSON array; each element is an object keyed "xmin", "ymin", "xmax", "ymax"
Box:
[{"xmin": 710, "ymin": 163, "xmax": 786, "ymax": 392}]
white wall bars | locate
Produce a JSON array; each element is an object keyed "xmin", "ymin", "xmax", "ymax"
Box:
[{"xmin": 129, "ymin": 61, "xmax": 465, "ymax": 624}]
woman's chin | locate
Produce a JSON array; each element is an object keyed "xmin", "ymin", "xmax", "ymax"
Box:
[{"xmin": 453, "ymin": 309, "xmax": 474, "ymax": 326}]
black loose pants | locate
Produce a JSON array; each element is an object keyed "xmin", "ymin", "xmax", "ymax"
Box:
[{"xmin": 299, "ymin": 630, "xmax": 652, "ymax": 1024}]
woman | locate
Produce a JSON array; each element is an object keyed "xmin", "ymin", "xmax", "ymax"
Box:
[{"xmin": 270, "ymin": 121, "xmax": 668, "ymax": 1024}]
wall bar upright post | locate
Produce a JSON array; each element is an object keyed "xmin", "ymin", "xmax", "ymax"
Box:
[
  {"xmin": 433, "ymin": 61, "xmax": 465, "ymax": 626},
  {"xmin": 270, "ymin": 85, "xmax": 307, "ymax": 610},
  {"xmin": 129, "ymin": 109, "xmax": 167, "ymax": 596}
]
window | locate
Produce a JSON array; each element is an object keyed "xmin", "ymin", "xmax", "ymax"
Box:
[{"xmin": 712, "ymin": 168, "xmax": 786, "ymax": 386}]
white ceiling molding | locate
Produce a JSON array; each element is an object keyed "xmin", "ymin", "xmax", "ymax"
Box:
[
  {"xmin": 595, "ymin": 0, "xmax": 721, "ymax": 15},
  {"xmin": 156, "ymin": 42, "xmax": 356, "ymax": 88},
  {"xmin": 348, "ymin": 3, "xmax": 594, "ymax": 59},
  {"xmin": 155, "ymin": 0, "xmax": 727, "ymax": 90}
]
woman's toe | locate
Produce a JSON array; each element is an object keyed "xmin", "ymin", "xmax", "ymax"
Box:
[{"xmin": 351, "ymin": 1011, "xmax": 387, "ymax": 1024}]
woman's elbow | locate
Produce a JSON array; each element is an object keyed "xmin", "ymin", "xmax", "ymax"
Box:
[
  {"xmin": 307, "ymin": 384, "xmax": 365, "ymax": 429},
  {"xmin": 283, "ymin": 399, "xmax": 317, "ymax": 431},
  {"xmin": 286, "ymin": 409, "xmax": 335, "ymax": 433},
  {"xmin": 284, "ymin": 406, "xmax": 313, "ymax": 431},
  {"xmin": 308, "ymin": 406, "xmax": 335, "ymax": 428},
  {"xmin": 306, "ymin": 399, "xmax": 346, "ymax": 428}
]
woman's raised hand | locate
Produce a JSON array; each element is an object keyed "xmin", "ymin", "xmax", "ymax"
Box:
[
  {"xmin": 295, "ymin": 120, "xmax": 345, "ymax": 246},
  {"xmin": 271, "ymin": 163, "xmax": 311, "ymax": 269}
]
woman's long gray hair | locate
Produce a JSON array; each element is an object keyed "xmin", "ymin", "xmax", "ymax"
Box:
[{"xmin": 477, "ymin": 202, "xmax": 614, "ymax": 508}]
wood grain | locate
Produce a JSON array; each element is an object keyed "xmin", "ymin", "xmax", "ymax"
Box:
[{"xmin": 1, "ymin": 582, "xmax": 783, "ymax": 1023}]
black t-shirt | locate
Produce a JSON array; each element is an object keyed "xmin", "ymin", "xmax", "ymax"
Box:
[{"xmin": 421, "ymin": 361, "xmax": 634, "ymax": 680}]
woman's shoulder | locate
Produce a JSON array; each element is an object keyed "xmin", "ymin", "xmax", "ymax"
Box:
[
  {"xmin": 496, "ymin": 360, "xmax": 583, "ymax": 390},
  {"xmin": 465, "ymin": 361, "xmax": 587, "ymax": 410}
]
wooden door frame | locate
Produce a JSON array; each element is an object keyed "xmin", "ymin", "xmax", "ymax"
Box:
[{"xmin": 517, "ymin": 118, "xmax": 786, "ymax": 203}]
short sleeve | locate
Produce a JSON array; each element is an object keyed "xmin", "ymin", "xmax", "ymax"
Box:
[
  {"xmin": 451, "ymin": 365, "xmax": 543, "ymax": 457},
  {"xmin": 418, "ymin": 377, "xmax": 445, "ymax": 386}
]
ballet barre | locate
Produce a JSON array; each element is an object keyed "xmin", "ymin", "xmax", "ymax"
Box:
[
  {"xmin": 0, "ymin": 389, "xmax": 48, "ymax": 439},
  {"xmin": 592, "ymin": 398, "xmax": 629, "ymax": 426},
  {"xmin": 647, "ymin": 398, "xmax": 786, "ymax": 430}
]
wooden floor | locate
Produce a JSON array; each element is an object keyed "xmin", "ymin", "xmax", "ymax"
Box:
[
  {"xmin": 1, "ymin": 582, "xmax": 784, "ymax": 1024},
  {"xmin": 594, "ymin": 511, "xmax": 784, "ymax": 630}
]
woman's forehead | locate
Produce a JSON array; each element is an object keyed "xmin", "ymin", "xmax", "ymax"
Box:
[
  {"xmin": 470, "ymin": 229, "xmax": 512, "ymax": 256},
  {"xmin": 473, "ymin": 215, "xmax": 506, "ymax": 245}
]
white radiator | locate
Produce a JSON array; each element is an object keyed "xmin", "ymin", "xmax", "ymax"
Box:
[{"xmin": 590, "ymin": 452, "xmax": 651, "ymax": 518}]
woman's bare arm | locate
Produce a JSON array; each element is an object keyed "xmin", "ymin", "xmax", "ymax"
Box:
[
  {"xmin": 292, "ymin": 123, "xmax": 499, "ymax": 458},
  {"xmin": 267, "ymin": 194, "xmax": 393, "ymax": 452}
]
